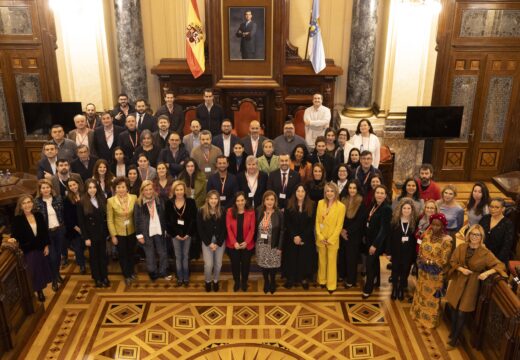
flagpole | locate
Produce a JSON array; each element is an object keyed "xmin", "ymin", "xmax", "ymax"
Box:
[{"xmin": 304, "ymin": 8, "xmax": 313, "ymax": 60}]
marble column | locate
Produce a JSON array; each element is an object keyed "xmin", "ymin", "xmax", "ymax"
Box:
[
  {"xmin": 114, "ymin": 0, "xmax": 148, "ymax": 101},
  {"xmin": 344, "ymin": 0, "xmax": 378, "ymax": 118}
]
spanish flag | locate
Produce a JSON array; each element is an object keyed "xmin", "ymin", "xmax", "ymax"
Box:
[{"xmin": 186, "ymin": 0, "xmax": 205, "ymax": 78}]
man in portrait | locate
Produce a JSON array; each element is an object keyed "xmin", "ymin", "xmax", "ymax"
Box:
[{"xmin": 235, "ymin": 10, "xmax": 257, "ymax": 59}]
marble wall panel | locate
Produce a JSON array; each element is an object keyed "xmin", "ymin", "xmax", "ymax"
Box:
[
  {"xmin": 448, "ymin": 75, "xmax": 478, "ymax": 141},
  {"xmin": 482, "ymin": 76, "xmax": 512, "ymax": 142},
  {"xmin": 0, "ymin": 7, "xmax": 32, "ymax": 35},
  {"xmin": 460, "ymin": 9, "xmax": 520, "ymax": 38}
]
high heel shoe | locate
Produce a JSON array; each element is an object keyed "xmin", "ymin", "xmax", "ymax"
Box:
[
  {"xmin": 37, "ymin": 290, "xmax": 46, "ymax": 302},
  {"xmin": 397, "ymin": 287, "xmax": 404, "ymax": 301},
  {"xmin": 391, "ymin": 286, "xmax": 398, "ymax": 300},
  {"xmin": 52, "ymin": 280, "xmax": 59, "ymax": 292}
]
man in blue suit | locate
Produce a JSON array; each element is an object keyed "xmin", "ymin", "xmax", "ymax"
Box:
[{"xmin": 235, "ymin": 10, "xmax": 257, "ymax": 59}]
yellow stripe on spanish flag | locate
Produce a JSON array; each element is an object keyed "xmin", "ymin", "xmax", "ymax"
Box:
[{"xmin": 186, "ymin": 0, "xmax": 205, "ymax": 78}]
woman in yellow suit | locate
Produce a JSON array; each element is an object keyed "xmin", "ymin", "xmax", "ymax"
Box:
[
  {"xmin": 107, "ymin": 176, "xmax": 138, "ymax": 285},
  {"xmin": 316, "ymin": 182, "xmax": 346, "ymax": 294}
]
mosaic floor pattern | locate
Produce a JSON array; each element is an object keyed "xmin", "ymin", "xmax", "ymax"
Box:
[{"xmin": 22, "ymin": 269, "xmax": 473, "ymax": 360}]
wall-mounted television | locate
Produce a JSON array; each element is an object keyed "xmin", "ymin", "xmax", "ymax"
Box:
[
  {"xmin": 404, "ymin": 106, "xmax": 464, "ymax": 139},
  {"xmin": 22, "ymin": 102, "xmax": 82, "ymax": 136}
]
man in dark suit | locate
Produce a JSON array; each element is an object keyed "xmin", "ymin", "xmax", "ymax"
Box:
[
  {"xmin": 110, "ymin": 93, "xmax": 135, "ymax": 127},
  {"xmin": 134, "ymin": 99, "xmax": 156, "ymax": 132},
  {"xmin": 235, "ymin": 10, "xmax": 257, "ymax": 59},
  {"xmin": 152, "ymin": 115, "xmax": 172, "ymax": 149},
  {"xmin": 154, "ymin": 91, "xmax": 184, "ymax": 135},
  {"xmin": 158, "ymin": 132, "xmax": 189, "ymax": 178},
  {"xmin": 206, "ymin": 155, "xmax": 239, "ymax": 209},
  {"xmin": 71, "ymin": 145, "xmax": 98, "ymax": 181},
  {"xmin": 241, "ymin": 120, "xmax": 267, "ymax": 158},
  {"xmin": 85, "ymin": 103, "xmax": 102, "ymax": 130},
  {"xmin": 93, "ymin": 112, "xmax": 124, "ymax": 164},
  {"xmin": 118, "ymin": 114, "xmax": 140, "ymax": 160},
  {"xmin": 212, "ymin": 119, "xmax": 239, "ymax": 157},
  {"xmin": 37, "ymin": 141, "xmax": 58, "ymax": 179},
  {"xmin": 51, "ymin": 158, "xmax": 84, "ymax": 197},
  {"xmin": 196, "ymin": 88, "xmax": 225, "ymax": 136},
  {"xmin": 267, "ymin": 153, "xmax": 301, "ymax": 209}
]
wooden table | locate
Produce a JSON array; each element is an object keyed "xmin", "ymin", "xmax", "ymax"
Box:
[{"xmin": 0, "ymin": 172, "xmax": 37, "ymax": 206}]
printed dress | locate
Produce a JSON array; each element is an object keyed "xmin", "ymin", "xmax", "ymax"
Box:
[
  {"xmin": 255, "ymin": 221, "xmax": 281, "ymax": 269},
  {"xmin": 410, "ymin": 231, "xmax": 452, "ymax": 328}
]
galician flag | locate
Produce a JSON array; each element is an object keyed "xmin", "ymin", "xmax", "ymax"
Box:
[
  {"xmin": 308, "ymin": 0, "xmax": 326, "ymax": 74},
  {"xmin": 186, "ymin": 0, "xmax": 205, "ymax": 78}
]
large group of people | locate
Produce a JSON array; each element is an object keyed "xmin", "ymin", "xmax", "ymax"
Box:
[{"xmin": 9, "ymin": 90, "xmax": 516, "ymax": 351}]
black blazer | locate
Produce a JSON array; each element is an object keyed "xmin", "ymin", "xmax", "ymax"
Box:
[
  {"xmin": 228, "ymin": 153, "xmax": 248, "ymax": 175},
  {"xmin": 479, "ymin": 214, "xmax": 515, "ymax": 264},
  {"xmin": 237, "ymin": 171, "xmax": 268, "ymax": 208},
  {"xmin": 110, "ymin": 105, "xmax": 136, "ymax": 127},
  {"xmin": 197, "ymin": 208, "xmax": 227, "ymax": 247},
  {"xmin": 212, "ymin": 134, "xmax": 239, "ymax": 156},
  {"xmin": 365, "ymin": 203, "xmax": 392, "ymax": 250},
  {"xmin": 158, "ymin": 147, "xmax": 190, "ymax": 178},
  {"xmin": 131, "ymin": 145, "xmax": 161, "ymax": 167},
  {"xmin": 196, "ymin": 103, "xmax": 225, "ymax": 136},
  {"xmin": 165, "ymin": 198, "xmax": 197, "ymax": 237},
  {"xmin": 255, "ymin": 207, "xmax": 284, "ymax": 249},
  {"xmin": 71, "ymin": 156, "xmax": 98, "ymax": 181},
  {"xmin": 386, "ymin": 220, "xmax": 417, "ymax": 260},
  {"xmin": 152, "ymin": 130, "xmax": 172, "ymax": 149},
  {"xmin": 11, "ymin": 212, "xmax": 49, "ymax": 254},
  {"xmin": 133, "ymin": 197, "xmax": 167, "ymax": 241},
  {"xmin": 93, "ymin": 125, "xmax": 124, "ymax": 163},
  {"xmin": 206, "ymin": 172, "xmax": 239, "ymax": 209},
  {"xmin": 118, "ymin": 130, "xmax": 140, "ymax": 160},
  {"xmin": 37, "ymin": 158, "xmax": 55, "ymax": 179},
  {"xmin": 135, "ymin": 112, "xmax": 157, "ymax": 132},
  {"xmin": 154, "ymin": 104, "xmax": 184, "ymax": 135},
  {"xmin": 77, "ymin": 201, "xmax": 108, "ymax": 244},
  {"xmin": 266, "ymin": 169, "xmax": 301, "ymax": 209},
  {"xmin": 342, "ymin": 201, "xmax": 367, "ymax": 243},
  {"xmin": 241, "ymin": 135, "xmax": 267, "ymax": 157},
  {"xmin": 309, "ymin": 152, "xmax": 335, "ymax": 181},
  {"xmin": 284, "ymin": 206, "xmax": 315, "ymax": 245}
]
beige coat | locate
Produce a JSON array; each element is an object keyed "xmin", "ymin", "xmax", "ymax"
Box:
[{"xmin": 446, "ymin": 243, "xmax": 506, "ymax": 312}]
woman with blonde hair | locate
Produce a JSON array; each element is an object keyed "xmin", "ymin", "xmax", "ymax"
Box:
[
  {"xmin": 165, "ymin": 180, "xmax": 197, "ymax": 287},
  {"xmin": 315, "ymin": 182, "xmax": 346, "ymax": 294},
  {"xmin": 197, "ymin": 190, "xmax": 226, "ymax": 292},
  {"xmin": 10, "ymin": 195, "xmax": 52, "ymax": 302},
  {"xmin": 445, "ymin": 224, "xmax": 506, "ymax": 349},
  {"xmin": 35, "ymin": 178, "xmax": 65, "ymax": 292},
  {"xmin": 134, "ymin": 180, "xmax": 170, "ymax": 281},
  {"xmin": 387, "ymin": 198, "xmax": 418, "ymax": 300},
  {"xmin": 257, "ymin": 139, "xmax": 279, "ymax": 174}
]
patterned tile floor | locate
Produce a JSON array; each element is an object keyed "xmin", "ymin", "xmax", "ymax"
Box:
[{"xmin": 21, "ymin": 258, "xmax": 479, "ymax": 360}]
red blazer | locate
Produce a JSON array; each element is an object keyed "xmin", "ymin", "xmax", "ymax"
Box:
[{"xmin": 226, "ymin": 208, "xmax": 256, "ymax": 250}]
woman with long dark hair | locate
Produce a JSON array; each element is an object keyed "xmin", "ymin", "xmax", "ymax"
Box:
[
  {"xmin": 226, "ymin": 192, "xmax": 255, "ymax": 292},
  {"xmin": 324, "ymin": 127, "xmax": 337, "ymax": 158},
  {"xmin": 289, "ymin": 144, "xmax": 312, "ymax": 183},
  {"xmin": 284, "ymin": 184, "xmax": 316, "ymax": 289},
  {"xmin": 228, "ymin": 142, "xmax": 248, "ymax": 175},
  {"xmin": 347, "ymin": 148, "xmax": 361, "ymax": 176},
  {"xmin": 178, "ymin": 158, "xmax": 207, "ymax": 208},
  {"xmin": 10, "ymin": 195, "xmax": 52, "ymax": 301},
  {"xmin": 78, "ymin": 179, "xmax": 110, "ymax": 287},
  {"xmin": 362, "ymin": 184, "xmax": 392, "ymax": 299},
  {"xmin": 393, "ymin": 178, "xmax": 424, "ymax": 214},
  {"xmin": 340, "ymin": 179, "xmax": 367, "ymax": 288},
  {"xmin": 305, "ymin": 162, "xmax": 326, "ymax": 203},
  {"xmin": 127, "ymin": 165, "xmax": 142, "ymax": 196},
  {"xmin": 111, "ymin": 146, "xmax": 128, "ymax": 177},
  {"xmin": 309, "ymin": 136, "xmax": 334, "ymax": 181},
  {"xmin": 64, "ymin": 178, "xmax": 86, "ymax": 274},
  {"xmin": 466, "ymin": 182, "xmax": 490, "ymax": 226},
  {"xmin": 153, "ymin": 162, "xmax": 174, "ymax": 202},
  {"xmin": 92, "ymin": 159, "xmax": 114, "ymax": 198}
]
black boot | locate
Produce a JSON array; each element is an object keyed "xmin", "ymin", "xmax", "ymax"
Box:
[
  {"xmin": 212, "ymin": 281, "xmax": 219, "ymax": 292},
  {"xmin": 52, "ymin": 280, "xmax": 59, "ymax": 292},
  {"xmin": 397, "ymin": 285, "xmax": 404, "ymax": 301},
  {"xmin": 448, "ymin": 311, "xmax": 466, "ymax": 349},
  {"xmin": 37, "ymin": 290, "xmax": 45, "ymax": 302},
  {"xmin": 391, "ymin": 285, "xmax": 398, "ymax": 300},
  {"xmin": 263, "ymin": 269, "xmax": 270, "ymax": 294},
  {"xmin": 269, "ymin": 270, "xmax": 277, "ymax": 294},
  {"xmin": 205, "ymin": 282, "xmax": 212, "ymax": 292}
]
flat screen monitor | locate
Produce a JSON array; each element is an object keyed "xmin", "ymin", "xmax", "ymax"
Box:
[
  {"xmin": 22, "ymin": 102, "xmax": 82, "ymax": 136},
  {"xmin": 404, "ymin": 106, "xmax": 464, "ymax": 139}
]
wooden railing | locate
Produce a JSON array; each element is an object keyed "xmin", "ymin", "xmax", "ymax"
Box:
[{"xmin": 471, "ymin": 275, "xmax": 520, "ymax": 360}]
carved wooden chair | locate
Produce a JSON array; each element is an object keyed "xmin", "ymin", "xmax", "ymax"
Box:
[
  {"xmin": 232, "ymin": 98, "xmax": 262, "ymax": 138},
  {"xmin": 293, "ymin": 107, "xmax": 307, "ymax": 138},
  {"xmin": 183, "ymin": 106, "xmax": 197, "ymax": 135}
]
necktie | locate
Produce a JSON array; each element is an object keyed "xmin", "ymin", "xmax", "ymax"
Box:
[
  {"xmin": 282, "ymin": 172, "xmax": 287, "ymax": 192},
  {"xmin": 138, "ymin": 114, "xmax": 143, "ymax": 128}
]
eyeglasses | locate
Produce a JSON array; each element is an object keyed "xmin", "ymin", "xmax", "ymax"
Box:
[{"xmin": 469, "ymin": 233, "xmax": 482, "ymax": 237}]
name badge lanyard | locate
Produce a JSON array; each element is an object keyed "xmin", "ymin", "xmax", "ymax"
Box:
[
  {"xmin": 220, "ymin": 175, "xmax": 227, "ymax": 195},
  {"xmin": 401, "ymin": 221, "xmax": 409, "ymax": 235},
  {"xmin": 367, "ymin": 202, "xmax": 382, "ymax": 227},
  {"xmin": 140, "ymin": 167, "xmax": 149, "ymax": 181},
  {"xmin": 360, "ymin": 136, "xmax": 370, "ymax": 152},
  {"xmin": 146, "ymin": 199, "xmax": 156, "ymax": 220},
  {"xmin": 247, "ymin": 175, "xmax": 257, "ymax": 195},
  {"xmin": 175, "ymin": 201, "xmax": 186, "ymax": 226},
  {"xmin": 261, "ymin": 211, "xmax": 272, "ymax": 232},
  {"xmin": 129, "ymin": 131, "xmax": 139, "ymax": 150}
]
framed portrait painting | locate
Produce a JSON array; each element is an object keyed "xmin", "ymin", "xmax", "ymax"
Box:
[{"xmin": 228, "ymin": 7, "xmax": 265, "ymax": 61}]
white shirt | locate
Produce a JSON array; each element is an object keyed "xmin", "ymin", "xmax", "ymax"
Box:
[
  {"xmin": 116, "ymin": 164, "xmax": 126, "ymax": 177},
  {"xmin": 44, "ymin": 197, "xmax": 60, "ymax": 228},
  {"xmin": 350, "ymin": 133, "xmax": 381, "ymax": 168},
  {"xmin": 223, "ymin": 135, "xmax": 231, "ymax": 157},
  {"xmin": 147, "ymin": 200, "xmax": 162, "ymax": 237},
  {"xmin": 75, "ymin": 130, "xmax": 90, "ymax": 147},
  {"xmin": 49, "ymin": 157, "xmax": 57, "ymax": 174},
  {"xmin": 251, "ymin": 136, "xmax": 260, "ymax": 156},
  {"xmin": 90, "ymin": 197, "xmax": 99, "ymax": 208},
  {"xmin": 337, "ymin": 179, "xmax": 348, "ymax": 194},
  {"xmin": 104, "ymin": 127, "xmax": 114, "ymax": 148},
  {"xmin": 303, "ymin": 105, "xmax": 331, "ymax": 149}
]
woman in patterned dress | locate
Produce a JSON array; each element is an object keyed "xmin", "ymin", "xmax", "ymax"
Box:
[
  {"xmin": 410, "ymin": 213, "xmax": 453, "ymax": 328},
  {"xmin": 256, "ymin": 190, "xmax": 284, "ymax": 294}
]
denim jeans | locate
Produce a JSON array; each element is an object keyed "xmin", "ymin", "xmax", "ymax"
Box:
[
  {"xmin": 143, "ymin": 235, "xmax": 169, "ymax": 276},
  {"xmin": 48, "ymin": 227, "xmax": 65, "ymax": 280},
  {"xmin": 201, "ymin": 243, "xmax": 225, "ymax": 282},
  {"xmin": 172, "ymin": 236, "xmax": 191, "ymax": 281}
]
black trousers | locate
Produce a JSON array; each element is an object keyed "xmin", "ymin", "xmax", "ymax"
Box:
[
  {"xmin": 344, "ymin": 237, "xmax": 361, "ymax": 286},
  {"xmin": 117, "ymin": 234, "xmax": 136, "ymax": 278},
  {"xmin": 337, "ymin": 239, "xmax": 346, "ymax": 279},
  {"xmin": 89, "ymin": 239, "xmax": 108, "ymax": 282},
  {"xmin": 228, "ymin": 248, "xmax": 253, "ymax": 285},
  {"xmin": 284, "ymin": 242, "xmax": 314, "ymax": 284},
  {"xmin": 391, "ymin": 248, "xmax": 414, "ymax": 289},
  {"xmin": 363, "ymin": 250, "xmax": 381, "ymax": 294}
]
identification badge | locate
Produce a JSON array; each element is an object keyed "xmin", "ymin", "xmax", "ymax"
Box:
[
  {"xmin": 204, "ymin": 167, "xmax": 211, "ymax": 173},
  {"xmin": 220, "ymin": 195, "xmax": 226, "ymax": 201},
  {"xmin": 402, "ymin": 236, "xmax": 409, "ymax": 243},
  {"xmin": 279, "ymin": 193, "xmax": 286, "ymax": 199},
  {"xmin": 260, "ymin": 233, "xmax": 268, "ymax": 240},
  {"xmin": 190, "ymin": 189, "xmax": 195, "ymax": 198},
  {"xmin": 320, "ymin": 223, "xmax": 324, "ymax": 230},
  {"xmin": 177, "ymin": 219, "xmax": 185, "ymax": 225},
  {"xmin": 366, "ymin": 221, "xmax": 370, "ymax": 228},
  {"xmin": 124, "ymin": 220, "xmax": 130, "ymax": 226},
  {"xmin": 248, "ymin": 192, "xmax": 254, "ymax": 198}
]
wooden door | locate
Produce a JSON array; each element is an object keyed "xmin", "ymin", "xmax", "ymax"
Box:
[{"xmin": 433, "ymin": 52, "xmax": 520, "ymax": 180}]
